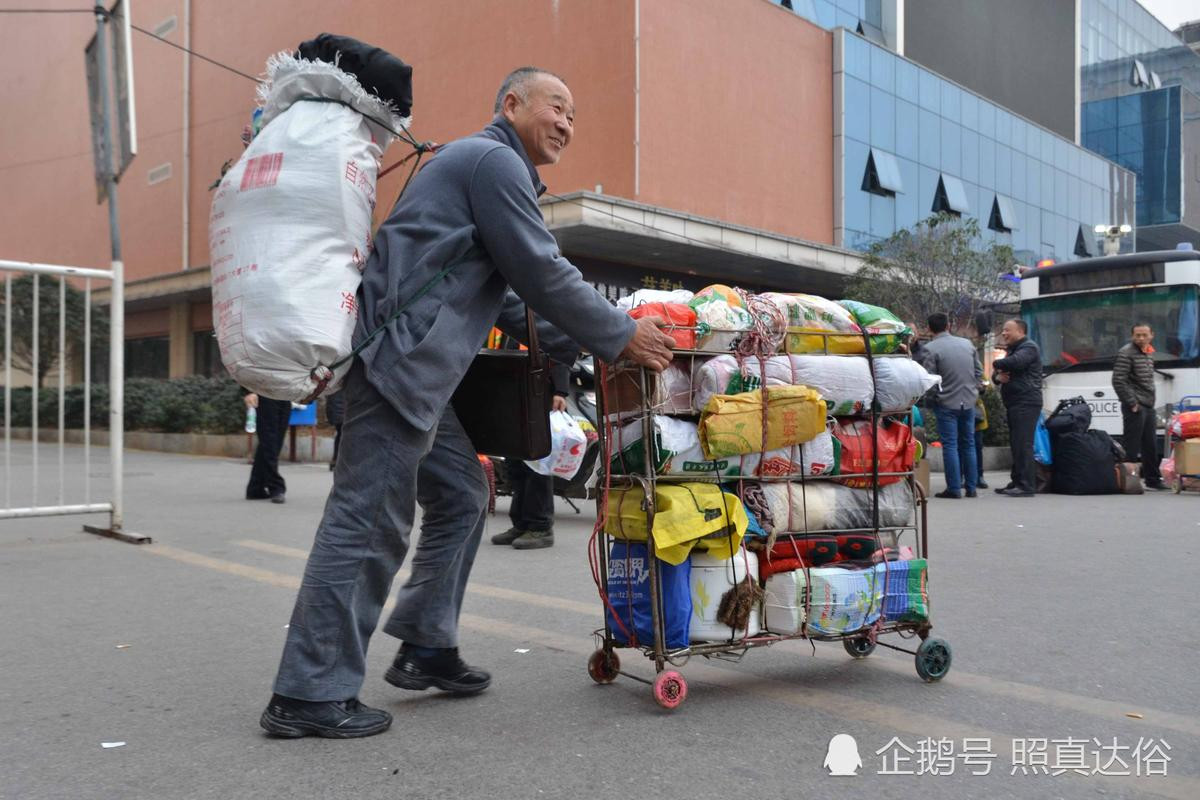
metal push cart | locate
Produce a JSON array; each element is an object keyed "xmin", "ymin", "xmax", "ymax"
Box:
[
  {"xmin": 1168, "ymin": 395, "xmax": 1200, "ymax": 493},
  {"xmin": 586, "ymin": 323, "xmax": 952, "ymax": 709}
]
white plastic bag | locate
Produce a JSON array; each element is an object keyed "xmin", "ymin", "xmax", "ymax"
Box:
[
  {"xmin": 525, "ymin": 411, "xmax": 588, "ymax": 479},
  {"xmin": 209, "ymin": 53, "xmax": 408, "ymax": 402}
]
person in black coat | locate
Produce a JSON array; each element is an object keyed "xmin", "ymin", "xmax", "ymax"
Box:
[
  {"xmin": 244, "ymin": 392, "xmax": 292, "ymax": 503},
  {"xmin": 991, "ymin": 319, "xmax": 1043, "ymax": 497}
]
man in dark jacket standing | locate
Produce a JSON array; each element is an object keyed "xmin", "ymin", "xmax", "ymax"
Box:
[
  {"xmin": 260, "ymin": 67, "xmax": 675, "ymax": 739},
  {"xmin": 992, "ymin": 319, "xmax": 1042, "ymax": 497},
  {"xmin": 1112, "ymin": 323, "xmax": 1166, "ymax": 489}
]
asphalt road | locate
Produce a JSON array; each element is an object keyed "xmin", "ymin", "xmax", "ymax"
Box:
[{"xmin": 1, "ymin": 443, "xmax": 1196, "ymax": 799}]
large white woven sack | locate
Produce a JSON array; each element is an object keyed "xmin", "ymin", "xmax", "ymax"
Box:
[{"xmin": 210, "ymin": 53, "xmax": 408, "ymax": 401}]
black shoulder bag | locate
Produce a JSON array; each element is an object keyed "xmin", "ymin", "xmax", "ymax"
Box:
[{"xmin": 451, "ymin": 306, "xmax": 553, "ymax": 459}]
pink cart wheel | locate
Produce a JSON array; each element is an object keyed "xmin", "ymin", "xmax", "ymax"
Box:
[{"xmin": 652, "ymin": 670, "xmax": 688, "ymax": 709}]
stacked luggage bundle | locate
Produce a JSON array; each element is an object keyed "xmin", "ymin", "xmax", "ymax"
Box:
[{"xmin": 598, "ymin": 285, "xmax": 940, "ymax": 648}]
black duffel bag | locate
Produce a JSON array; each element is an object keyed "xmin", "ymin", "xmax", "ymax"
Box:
[
  {"xmin": 1045, "ymin": 396, "xmax": 1091, "ymax": 436},
  {"xmin": 1051, "ymin": 429, "xmax": 1120, "ymax": 494}
]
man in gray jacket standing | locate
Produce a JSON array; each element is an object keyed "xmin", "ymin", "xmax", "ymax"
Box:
[
  {"xmin": 919, "ymin": 313, "xmax": 982, "ymax": 498},
  {"xmin": 1112, "ymin": 323, "xmax": 1166, "ymax": 490},
  {"xmin": 260, "ymin": 67, "xmax": 675, "ymax": 739}
]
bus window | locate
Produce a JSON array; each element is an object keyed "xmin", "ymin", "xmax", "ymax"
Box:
[{"xmin": 1024, "ymin": 285, "xmax": 1200, "ymax": 368}]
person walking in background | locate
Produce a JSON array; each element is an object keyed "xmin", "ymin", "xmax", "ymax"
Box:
[
  {"xmin": 992, "ymin": 319, "xmax": 1042, "ymax": 497},
  {"xmin": 918, "ymin": 313, "xmax": 982, "ymax": 498},
  {"xmin": 973, "ymin": 395, "xmax": 989, "ymax": 490},
  {"xmin": 1112, "ymin": 323, "xmax": 1167, "ymax": 490},
  {"xmin": 244, "ymin": 392, "xmax": 292, "ymax": 504},
  {"xmin": 492, "ymin": 362, "xmax": 571, "ymax": 550}
]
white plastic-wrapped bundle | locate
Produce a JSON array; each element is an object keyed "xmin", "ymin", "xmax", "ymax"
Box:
[
  {"xmin": 755, "ymin": 481, "xmax": 913, "ymax": 532},
  {"xmin": 616, "ymin": 288, "xmax": 695, "ymax": 310},
  {"xmin": 782, "ymin": 356, "xmax": 874, "ymax": 416},
  {"xmin": 689, "ymin": 286, "xmax": 752, "ymax": 351},
  {"xmin": 872, "ymin": 358, "xmax": 940, "ymax": 412},
  {"xmin": 692, "ymin": 354, "xmax": 874, "ymax": 416},
  {"xmin": 692, "ymin": 355, "xmax": 794, "ymax": 413},
  {"xmin": 611, "ymin": 416, "xmax": 837, "ymax": 478},
  {"xmin": 210, "ymin": 53, "xmax": 408, "ymax": 401},
  {"xmin": 760, "ymin": 292, "xmax": 861, "ymax": 333}
]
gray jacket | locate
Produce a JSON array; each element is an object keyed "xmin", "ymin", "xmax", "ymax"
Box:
[
  {"xmin": 1112, "ymin": 341, "xmax": 1156, "ymax": 409},
  {"xmin": 919, "ymin": 332, "xmax": 982, "ymax": 410},
  {"xmin": 354, "ymin": 118, "xmax": 637, "ymax": 431}
]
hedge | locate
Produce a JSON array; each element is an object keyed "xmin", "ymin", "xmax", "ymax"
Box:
[{"xmin": 3, "ymin": 376, "xmax": 247, "ymax": 434}]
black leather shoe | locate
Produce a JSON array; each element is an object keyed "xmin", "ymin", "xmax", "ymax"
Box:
[
  {"xmin": 934, "ymin": 489, "xmax": 961, "ymax": 499},
  {"xmin": 994, "ymin": 483, "xmax": 1015, "ymax": 494},
  {"xmin": 976, "ymin": 480, "xmax": 989, "ymax": 489},
  {"xmin": 999, "ymin": 487, "xmax": 1034, "ymax": 497},
  {"xmin": 260, "ymin": 694, "xmax": 392, "ymax": 738},
  {"xmin": 965, "ymin": 489, "xmax": 978, "ymax": 498},
  {"xmin": 385, "ymin": 645, "xmax": 492, "ymax": 695},
  {"xmin": 1144, "ymin": 481, "xmax": 1170, "ymax": 491}
]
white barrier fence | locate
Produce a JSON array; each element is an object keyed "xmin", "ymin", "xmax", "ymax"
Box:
[{"xmin": 0, "ymin": 259, "xmax": 147, "ymax": 544}]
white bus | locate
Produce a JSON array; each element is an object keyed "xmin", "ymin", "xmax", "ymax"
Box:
[{"xmin": 1019, "ymin": 249, "xmax": 1200, "ymax": 439}]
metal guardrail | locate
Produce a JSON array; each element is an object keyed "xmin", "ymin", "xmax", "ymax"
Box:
[{"xmin": 1, "ymin": 259, "xmax": 148, "ymax": 544}]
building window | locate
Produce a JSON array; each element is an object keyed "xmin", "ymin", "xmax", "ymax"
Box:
[
  {"xmin": 862, "ymin": 148, "xmax": 903, "ymax": 196},
  {"xmin": 1074, "ymin": 225, "xmax": 1099, "ymax": 257},
  {"xmin": 989, "ymin": 194, "xmax": 1018, "ymax": 233},
  {"xmin": 1130, "ymin": 58, "xmax": 1149, "ymax": 87},
  {"xmin": 125, "ymin": 336, "xmax": 169, "ymax": 379},
  {"xmin": 932, "ymin": 174, "xmax": 969, "ymax": 216},
  {"xmin": 192, "ymin": 330, "xmax": 224, "ymax": 377},
  {"xmin": 856, "ymin": 19, "xmax": 887, "ymax": 47}
]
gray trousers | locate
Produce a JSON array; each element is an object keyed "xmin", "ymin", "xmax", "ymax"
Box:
[{"xmin": 272, "ymin": 361, "xmax": 490, "ymax": 701}]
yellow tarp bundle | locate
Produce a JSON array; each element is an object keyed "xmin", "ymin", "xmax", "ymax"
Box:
[
  {"xmin": 604, "ymin": 483, "xmax": 749, "ymax": 565},
  {"xmin": 698, "ymin": 385, "xmax": 827, "ymax": 459}
]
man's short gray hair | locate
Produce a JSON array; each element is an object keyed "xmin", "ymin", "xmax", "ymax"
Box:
[{"xmin": 494, "ymin": 67, "xmax": 567, "ymax": 114}]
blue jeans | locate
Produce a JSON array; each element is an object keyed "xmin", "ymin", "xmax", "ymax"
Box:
[{"xmin": 935, "ymin": 406, "xmax": 978, "ymax": 494}]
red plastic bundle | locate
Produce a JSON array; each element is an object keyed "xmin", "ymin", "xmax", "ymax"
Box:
[
  {"xmin": 629, "ymin": 302, "xmax": 696, "ymax": 350},
  {"xmin": 1170, "ymin": 410, "xmax": 1200, "ymax": 439},
  {"xmin": 833, "ymin": 418, "xmax": 915, "ymax": 488}
]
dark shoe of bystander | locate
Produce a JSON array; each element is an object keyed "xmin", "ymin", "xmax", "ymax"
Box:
[
  {"xmin": 965, "ymin": 489, "xmax": 978, "ymax": 498},
  {"xmin": 934, "ymin": 490, "xmax": 961, "ymax": 499},
  {"xmin": 999, "ymin": 488, "xmax": 1034, "ymax": 497},
  {"xmin": 512, "ymin": 529, "xmax": 554, "ymax": 549},
  {"xmin": 976, "ymin": 480, "xmax": 989, "ymax": 489},
  {"xmin": 1144, "ymin": 481, "xmax": 1170, "ymax": 491},
  {"xmin": 385, "ymin": 645, "xmax": 492, "ymax": 695},
  {"xmin": 994, "ymin": 483, "xmax": 1016, "ymax": 494},
  {"xmin": 259, "ymin": 694, "xmax": 392, "ymax": 739},
  {"xmin": 490, "ymin": 526, "xmax": 526, "ymax": 545},
  {"xmin": 269, "ymin": 492, "xmax": 286, "ymax": 504}
]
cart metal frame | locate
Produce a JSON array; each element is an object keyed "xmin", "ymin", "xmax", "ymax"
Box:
[{"xmin": 587, "ymin": 327, "xmax": 952, "ymax": 708}]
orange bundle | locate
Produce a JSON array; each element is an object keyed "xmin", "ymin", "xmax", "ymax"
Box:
[{"xmin": 629, "ymin": 302, "xmax": 696, "ymax": 350}]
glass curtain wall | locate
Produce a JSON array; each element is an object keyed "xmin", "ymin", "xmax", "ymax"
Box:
[{"xmin": 835, "ymin": 28, "xmax": 1135, "ymax": 262}]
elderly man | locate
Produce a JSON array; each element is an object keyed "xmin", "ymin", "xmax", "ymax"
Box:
[
  {"xmin": 992, "ymin": 319, "xmax": 1042, "ymax": 497},
  {"xmin": 260, "ymin": 67, "xmax": 675, "ymax": 739},
  {"xmin": 1113, "ymin": 323, "xmax": 1166, "ymax": 490}
]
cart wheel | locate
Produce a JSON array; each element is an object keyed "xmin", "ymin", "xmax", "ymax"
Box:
[
  {"xmin": 652, "ymin": 670, "xmax": 688, "ymax": 709},
  {"xmin": 587, "ymin": 649, "xmax": 620, "ymax": 684},
  {"xmin": 843, "ymin": 636, "xmax": 876, "ymax": 659},
  {"xmin": 915, "ymin": 638, "xmax": 952, "ymax": 682}
]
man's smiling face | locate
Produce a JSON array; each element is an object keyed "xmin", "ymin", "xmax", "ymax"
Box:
[{"xmin": 504, "ymin": 74, "xmax": 575, "ymax": 167}]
